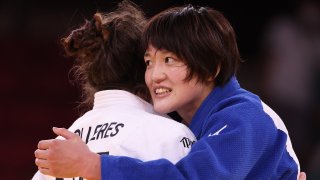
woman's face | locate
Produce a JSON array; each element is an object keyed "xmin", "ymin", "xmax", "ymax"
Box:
[{"xmin": 144, "ymin": 45, "xmax": 214, "ymax": 123}]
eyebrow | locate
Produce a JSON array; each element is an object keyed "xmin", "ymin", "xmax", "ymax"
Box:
[
  {"xmin": 144, "ymin": 52, "xmax": 150, "ymax": 57},
  {"xmin": 161, "ymin": 49, "xmax": 170, "ymax": 53}
]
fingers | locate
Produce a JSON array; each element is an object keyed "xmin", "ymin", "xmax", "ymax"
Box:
[
  {"xmin": 53, "ymin": 127, "xmax": 78, "ymax": 140},
  {"xmin": 34, "ymin": 149, "xmax": 49, "ymax": 159},
  {"xmin": 36, "ymin": 139, "xmax": 64, "ymax": 159},
  {"xmin": 38, "ymin": 166, "xmax": 50, "ymax": 175},
  {"xmin": 34, "ymin": 158, "xmax": 48, "ymax": 169},
  {"xmin": 35, "ymin": 158, "xmax": 50, "ymax": 169},
  {"xmin": 38, "ymin": 139, "xmax": 54, "ymax": 150}
]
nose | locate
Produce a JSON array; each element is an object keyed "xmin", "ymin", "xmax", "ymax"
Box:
[{"xmin": 151, "ymin": 63, "xmax": 166, "ymax": 83}]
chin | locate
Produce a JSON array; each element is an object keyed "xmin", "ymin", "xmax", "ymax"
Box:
[
  {"xmin": 153, "ymin": 108, "xmax": 167, "ymax": 114},
  {"xmin": 153, "ymin": 105, "xmax": 171, "ymax": 115}
]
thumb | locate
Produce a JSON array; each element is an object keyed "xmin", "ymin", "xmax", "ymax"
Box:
[
  {"xmin": 298, "ymin": 172, "xmax": 306, "ymax": 180},
  {"xmin": 52, "ymin": 127, "xmax": 77, "ymax": 140}
]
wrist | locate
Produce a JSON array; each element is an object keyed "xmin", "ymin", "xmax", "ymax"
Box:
[{"xmin": 82, "ymin": 152, "xmax": 101, "ymax": 180}]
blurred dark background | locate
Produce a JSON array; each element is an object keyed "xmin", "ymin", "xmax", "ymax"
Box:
[{"xmin": 0, "ymin": 0, "xmax": 319, "ymax": 179}]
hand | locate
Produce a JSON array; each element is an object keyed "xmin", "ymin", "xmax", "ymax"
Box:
[
  {"xmin": 298, "ymin": 172, "xmax": 306, "ymax": 180},
  {"xmin": 34, "ymin": 127, "xmax": 101, "ymax": 180}
]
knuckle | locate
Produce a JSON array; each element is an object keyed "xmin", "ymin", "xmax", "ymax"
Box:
[
  {"xmin": 46, "ymin": 150, "xmax": 53, "ymax": 160},
  {"xmin": 37, "ymin": 141, "xmax": 42, "ymax": 149},
  {"xmin": 38, "ymin": 167, "xmax": 44, "ymax": 173},
  {"xmin": 39, "ymin": 168, "xmax": 48, "ymax": 175},
  {"xmin": 51, "ymin": 139, "xmax": 59, "ymax": 147}
]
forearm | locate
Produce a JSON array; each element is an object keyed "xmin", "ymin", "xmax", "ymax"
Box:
[{"xmin": 100, "ymin": 155, "xmax": 185, "ymax": 180}]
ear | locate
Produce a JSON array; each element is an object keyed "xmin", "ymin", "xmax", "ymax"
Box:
[
  {"xmin": 93, "ymin": 13, "xmax": 109, "ymax": 41},
  {"xmin": 208, "ymin": 64, "xmax": 221, "ymax": 82},
  {"xmin": 214, "ymin": 64, "xmax": 221, "ymax": 79}
]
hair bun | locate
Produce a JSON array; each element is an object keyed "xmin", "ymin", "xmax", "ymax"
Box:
[{"xmin": 61, "ymin": 19, "xmax": 104, "ymax": 59}]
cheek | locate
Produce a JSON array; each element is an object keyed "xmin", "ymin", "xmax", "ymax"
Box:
[
  {"xmin": 144, "ymin": 70, "xmax": 152, "ymax": 87},
  {"xmin": 170, "ymin": 67, "xmax": 188, "ymax": 82}
]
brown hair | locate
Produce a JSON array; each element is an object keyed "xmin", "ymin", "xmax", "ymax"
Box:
[
  {"xmin": 61, "ymin": 0, "xmax": 149, "ymax": 109},
  {"xmin": 142, "ymin": 5, "xmax": 241, "ymax": 86}
]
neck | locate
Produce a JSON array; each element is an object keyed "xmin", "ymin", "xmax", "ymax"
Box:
[
  {"xmin": 180, "ymin": 119, "xmax": 190, "ymax": 126},
  {"xmin": 179, "ymin": 83, "xmax": 215, "ymax": 126},
  {"xmin": 178, "ymin": 110, "xmax": 195, "ymax": 126}
]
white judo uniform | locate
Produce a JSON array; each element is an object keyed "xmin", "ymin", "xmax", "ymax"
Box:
[{"xmin": 32, "ymin": 90, "xmax": 196, "ymax": 180}]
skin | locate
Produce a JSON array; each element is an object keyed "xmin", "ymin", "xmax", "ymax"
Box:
[
  {"xmin": 144, "ymin": 45, "xmax": 214, "ymax": 124},
  {"xmin": 299, "ymin": 172, "xmax": 307, "ymax": 180}
]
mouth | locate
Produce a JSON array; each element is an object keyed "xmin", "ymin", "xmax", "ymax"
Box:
[{"xmin": 154, "ymin": 87, "xmax": 172, "ymax": 95}]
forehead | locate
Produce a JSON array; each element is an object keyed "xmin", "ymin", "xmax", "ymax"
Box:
[{"xmin": 144, "ymin": 45, "xmax": 171, "ymax": 56}]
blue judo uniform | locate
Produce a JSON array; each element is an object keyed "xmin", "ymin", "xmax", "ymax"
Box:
[{"xmin": 101, "ymin": 77, "xmax": 300, "ymax": 180}]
